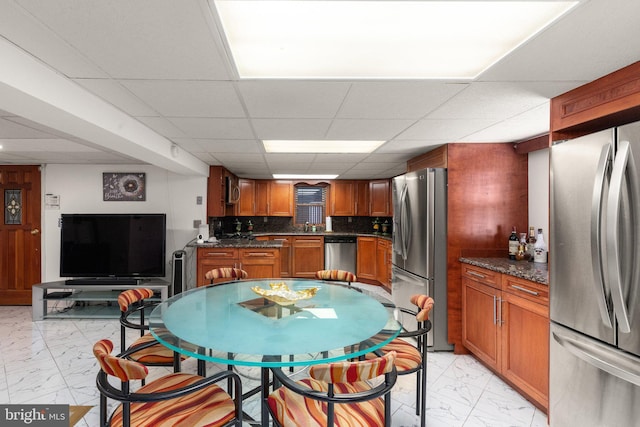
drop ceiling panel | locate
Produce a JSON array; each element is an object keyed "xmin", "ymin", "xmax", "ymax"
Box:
[
  {"xmin": 167, "ymin": 118, "xmax": 254, "ymax": 139},
  {"xmin": 460, "ymin": 103, "xmax": 551, "ymax": 142},
  {"xmin": 16, "ymin": 0, "xmax": 231, "ymax": 80},
  {"xmin": 136, "ymin": 117, "xmax": 189, "ymax": 139},
  {"xmin": 251, "ymin": 119, "xmax": 332, "ymax": 140},
  {"xmin": 0, "ymin": 118, "xmax": 56, "ymax": 138},
  {"xmin": 397, "ymin": 118, "xmax": 498, "ymax": 141},
  {"xmin": 377, "ymin": 140, "xmax": 446, "ymax": 154},
  {"xmin": 326, "ymin": 119, "xmax": 415, "ymax": 140},
  {"xmin": 238, "ymin": 81, "xmax": 351, "ymax": 118},
  {"xmin": 120, "ymin": 80, "xmax": 245, "ymax": 117},
  {"xmin": 337, "ymin": 82, "xmax": 468, "ymax": 119}
]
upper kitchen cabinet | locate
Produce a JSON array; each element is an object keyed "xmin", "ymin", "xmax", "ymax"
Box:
[
  {"xmin": 369, "ymin": 179, "xmax": 392, "ymax": 217},
  {"xmin": 551, "ymin": 61, "xmax": 640, "ymax": 141},
  {"xmin": 330, "ymin": 180, "xmax": 356, "ymax": 216},
  {"xmin": 329, "ymin": 180, "xmax": 370, "ymax": 216},
  {"xmin": 207, "ymin": 166, "xmax": 227, "ymax": 217},
  {"xmin": 235, "ymin": 179, "xmax": 293, "ymax": 217}
]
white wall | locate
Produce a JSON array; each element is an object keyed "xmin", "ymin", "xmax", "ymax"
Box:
[
  {"xmin": 528, "ymin": 148, "xmax": 550, "ymax": 243},
  {"xmin": 41, "ymin": 164, "xmax": 208, "ymax": 282}
]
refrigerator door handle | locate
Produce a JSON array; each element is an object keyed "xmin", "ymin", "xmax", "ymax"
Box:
[
  {"xmin": 400, "ymin": 184, "xmax": 411, "ymax": 260},
  {"xmin": 607, "ymin": 140, "xmax": 635, "ymax": 333},
  {"xmin": 591, "ymin": 143, "xmax": 614, "ymax": 328},
  {"xmin": 553, "ymin": 329, "xmax": 640, "ymax": 387}
]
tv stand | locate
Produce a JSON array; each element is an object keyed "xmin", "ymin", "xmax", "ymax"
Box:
[
  {"xmin": 32, "ymin": 279, "xmax": 169, "ymax": 321},
  {"xmin": 65, "ymin": 278, "xmax": 140, "ymax": 286}
]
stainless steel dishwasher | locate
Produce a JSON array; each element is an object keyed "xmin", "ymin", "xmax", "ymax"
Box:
[{"xmin": 324, "ymin": 235, "xmax": 357, "ymax": 273}]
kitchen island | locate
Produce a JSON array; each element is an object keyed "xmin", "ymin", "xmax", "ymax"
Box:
[{"xmin": 460, "ymin": 257, "xmax": 549, "ymax": 413}]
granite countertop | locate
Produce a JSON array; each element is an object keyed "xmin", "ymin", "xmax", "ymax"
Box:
[
  {"xmin": 190, "ymin": 239, "xmax": 283, "ymax": 248},
  {"xmin": 459, "ymin": 257, "xmax": 548, "ymax": 285}
]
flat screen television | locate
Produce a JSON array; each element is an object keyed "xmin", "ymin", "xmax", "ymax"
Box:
[{"xmin": 60, "ymin": 213, "xmax": 166, "ymax": 284}]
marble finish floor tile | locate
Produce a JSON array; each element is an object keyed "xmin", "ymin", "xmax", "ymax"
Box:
[{"xmin": 0, "ymin": 286, "xmax": 548, "ymax": 426}]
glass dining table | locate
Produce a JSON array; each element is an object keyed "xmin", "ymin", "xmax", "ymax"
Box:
[{"xmin": 148, "ymin": 278, "xmax": 401, "ymax": 426}]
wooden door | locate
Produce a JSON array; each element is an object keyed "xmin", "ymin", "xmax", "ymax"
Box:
[
  {"xmin": 369, "ymin": 179, "xmax": 391, "ymax": 216},
  {"xmin": 269, "ymin": 180, "xmax": 293, "ymax": 216},
  {"xmin": 461, "ymin": 278, "xmax": 501, "ymax": 371},
  {"xmin": 355, "ymin": 180, "xmax": 370, "ymax": 216},
  {"xmin": 255, "ymin": 180, "xmax": 270, "ymax": 216},
  {"xmin": 240, "ymin": 248, "xmax": 281, "ymax": 279},
  {"xmin": 271, "ymin": 236, "xmax": 292, "ymax": 277},
  {"xmin": 356, "ymin": 236, "xmax": 377, "ymax": 281},
  {"xmin": 292, "ymin": 236, "xmax": 324, "ymax": 278},
  {"xmin": 237, "ymin": 179, "xmax": 256, "ymax": 216},
  {"xmin": 0, "ymin": 165, "xmax": 41, "ymax": 305}
]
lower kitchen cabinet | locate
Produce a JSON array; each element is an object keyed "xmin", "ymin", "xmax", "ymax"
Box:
[
  {"xmin": 462, "ymin": 264, "xmax": 549, "ymax": 412},
  {"xmin": 269, "ymin": 236, "xmax": 292, "ymax": 277},
  {"xmin": 375, "ymin": 238, "xmax": 391, "ymax": 287},
  {"xmin": 196, "ymin": 247, "xmax": 280, "ymax": 286},
  {"xmin": 292, "ymin": 236, "xmax": 324, "ymax": 278},
  {"xmin": 357, "ymin": 236, "xmax": 377, "ymax": 281}
]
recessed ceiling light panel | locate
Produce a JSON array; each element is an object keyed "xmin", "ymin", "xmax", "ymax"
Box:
[{"xmin": 212, "ymin": 0, "xmax": 579, "ymax": 79}]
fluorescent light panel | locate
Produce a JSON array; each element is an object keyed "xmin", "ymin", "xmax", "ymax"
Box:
[
  {"xmin": 212, "ymin": 1, "xmax": 579, "ymax": 79},
  {"xmin": 263, "ymin": 140, "xmax": 385, "ymax": 153},
  {"xmin": 273, "ymin": 174, "xmax": 338, "ymax": 179}
]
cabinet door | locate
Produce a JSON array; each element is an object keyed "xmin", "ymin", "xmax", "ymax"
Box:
[
  {"xmin": 376, "ymin": 239, "xmax": 391, "ymax": 286},
  {"xmin": 369, "ymin": 179, "xmax": 391, "ymax": 216},
  {"xmin": 237, "ymin": 179, "xmax": 256, "ymax": 216},
  {"xmin": 357, "ymin": 236, "xmax": 377, "ymax": 281},
  {"xmin": 269, "ymin": 180, "xmax": 293, "ymax": 216},
  {"xmin": 207, "ymin": 166, "xmax": 226, "ymax": 217},
  {"xmin": 501, "ymin": 291, "xmax": 549, "ymax": 410},
  {"xmin": 292, "ymin": 236, "xmax": 324, "ymax": 278},
  {"xmin": 196, "ymin": 248, "xmax": 239, "ymax": 286},
  {"xmin": 271, "ymin": 236, "xmax": 292, "ymax": 277},
  {"xmin": 355, "ymin": 180, "xmax": 370, "ymax": 216},
  {"xmin": 255, "ymin": 180, "xmax": 270, "ymax": 216},
  {"xmin": 462, "ymin": 277, "xmax": 501, "ymax": 371},
  {"xmin": 240, "ymin": 248, "xmax": 281, "ymax": 279},
  {"xmin": 330, "ymin": 180, "xmax": 355, "ymax": 216}
]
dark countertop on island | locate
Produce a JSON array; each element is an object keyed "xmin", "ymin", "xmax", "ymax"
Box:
[
  {"xmin": 459, "ymin": 257, "xmax": 548, "ymax": 285},
  {"xmin": 190, "ymin": 232, "xmax": 391, "ymax": 248}
]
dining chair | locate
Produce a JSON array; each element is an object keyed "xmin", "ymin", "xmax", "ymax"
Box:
[
  {"xmin": 118, "ymin": 288, "xmax": 185, "ymax": 380},
  {"xmin": 205, "ymin": 267, "xmax": 248, "ymax": 284},
  {"xmin": 365, "ymin": 294, "xmax": 433, "ymax": 427},
  {"xmin": 267, "ymin": 351, "xmax": 397, "ymax": 427},
  {"xmin": 93, "ymin": 339, "xmax": 243, "ymax": 427},
  {"xmin": 314, "ymin": 269, "xmax": 357, "ymax": 287}
]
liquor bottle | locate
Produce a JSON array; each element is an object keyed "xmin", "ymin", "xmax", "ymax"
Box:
[
  {"xmin": 534, "ymin": 228, "xmax": 548, "ymax": 263},
  {"xmin": 508, "ymin": 226, "xmax": 518, "ymax": 260},
  {"xmin": 526, "ymin": 226, "xmax": 536, "ymax": 261}
]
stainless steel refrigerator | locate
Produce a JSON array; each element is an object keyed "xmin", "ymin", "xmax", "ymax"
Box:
[
  {"xmin": 392, "ymin": 168, "xmax": 452, "ymax": 351},
  {"xmin": 550, "ymin": 121, "xmax": 640, "ymax": 426}
]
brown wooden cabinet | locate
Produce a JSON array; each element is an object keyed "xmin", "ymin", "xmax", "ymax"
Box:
[
  {"xmin": 268, "ymin": 180, "xmax": 294, "ymax": 216},
  {"xmin": 330, "ymin": 180, "xmax": 357, "ymax": 216},
  {"xmin": 355, "ymin": 181, "xmax": 370, "ymax": 216},
  {"xmin": 357, "ymin": 236, "xmax": 377, "ymax": 281},
  {"xmin": 369, "ymin": 179, "xmax": 391, "ymax": 216},
  {"xmin": 270, "ymin": 236, "xmax": 292, "ymax": 277},
  {"xmin": 255, "ymin": 180, "xmax": 270, "ymax": 216},
  {"xmin": 207, "ymin": 166, "xmax": 226, "ymax": 217},
  {"xmin": 461, "ymin": 264, "xmax": 549, "ymax": 411},
  {"xmin": 375, "ymin": 238, "xmax": 391, "ymax": 287},
  {"xmin": 196, "ymin": 246, "xmax": 280, "ymax": 286},
  {"xmin": 292, "ymin": 236, "xmax": 324, "ymax": 278},
  {"xmin": 237, "ymin": 179, "xmax": 256, "ymax": 216}
]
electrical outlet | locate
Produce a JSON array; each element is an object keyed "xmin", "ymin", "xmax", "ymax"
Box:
[
  {"xmin": 193, "ymin": 219, "xmax": 201, "ymax": 228},
  {"xmin": 196, "ymin": 196, "xmax": 203, "ymax": 205},
  {"xmin": 348, "ymin": 217, "xmax": 352, "ymax": 223},
  {"xmin": 263, "ymin": 217, "xmax": 268, "ymax": 223}
]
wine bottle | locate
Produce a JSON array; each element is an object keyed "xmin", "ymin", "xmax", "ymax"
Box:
[
  {"xmin": 508, "ymin": 226, "xmax": 518, "ymax": 260},
  {"xmin": 526, "ymin": 226, "xmax": 536, "ymax": 261}
]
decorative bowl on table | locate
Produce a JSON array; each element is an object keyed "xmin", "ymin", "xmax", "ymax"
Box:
[{"xmin": 251, "ymin": 282, "xmax": 318, "ymax": 306}]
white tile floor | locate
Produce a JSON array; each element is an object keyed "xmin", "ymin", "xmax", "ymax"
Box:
[{"xmin": 0, "ymin": 284, "xmax": 549, "ymax": 427}]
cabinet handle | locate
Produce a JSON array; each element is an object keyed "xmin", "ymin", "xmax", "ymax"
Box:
[
  {"xmin": 274, "ymin": 239, "xmax": 287, "ymax": 242},
  {"xmin": 206, "ymin": 252, "xmax": 229, "ymax": 256},
  {"xmin": 498, "ymin": 297, "xmax": 504, "ymax": 325},
  {"xmin": 510, "ymin": 284, "xmax": 539, "ymax": 296},
  {"xmin": 468, "ymin": 270, "xmax": 486, "ymax": 279},
  {"xmin": 493, "ymin": 295, "xmax": 497, "ymax": 324},
  {"xmin": 245, "ymin": 252, "xmax": 268, "ymax": 257}
]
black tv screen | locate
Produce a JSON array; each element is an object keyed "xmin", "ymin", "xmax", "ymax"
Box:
[{"xmin": 60, "ymin": 213, "xmax": 166, "ymax": 279}]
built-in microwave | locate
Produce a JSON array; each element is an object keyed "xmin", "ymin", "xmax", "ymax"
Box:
[{"xmin": 225, "ymin": 176, "xmax": 240, "ymax": 204}]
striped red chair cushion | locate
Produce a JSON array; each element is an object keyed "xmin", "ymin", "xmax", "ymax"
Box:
[
  {"xmin": 364, "ymin": 338, "xmax": 421, "ymax": 372},
  {"xmin": 409, "ymin": 295, "xmax": 434, "ymax": 322},
  {"xmin": 128, "ymin": 333, "xmax": 184, "ymax": 365},
  {"xmin": 205, "ymin": 267, "xmax": 248, "ymax": 281},
  {"xmin": 118, "ymin": 288, "xmax": 155, "ymax": 312},
  {"xmin": 268, "ymin": 378, "xmax": 385, "ymax": 427},
  {"xmin": 109, "ymin": 372, "xmax": 236, "ymax": 427},
  {"xmin": 94, "ymin": 339, "xmax": 148, "ymax": 382},
  {"xmin": 315, "ymin": 269, "xmax": 357, "ymax": 282}
]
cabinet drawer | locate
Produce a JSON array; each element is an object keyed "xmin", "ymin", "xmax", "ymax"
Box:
[
  {"xmin": 239, "ymin": 248, "xmax": 278, "ymax": 259},
  {"xmin": 461, "ymin": 264, "xmax": 501, "ymax": 289},
  {"xmin": 197, "ymin": 248, "xmax": 238, "ymax": 259},
  {"xmin": 502, "ymin": 275, "xmax": 549, "ymax": 305}
]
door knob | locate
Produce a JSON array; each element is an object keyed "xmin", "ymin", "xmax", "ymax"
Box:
[{"xmin": 31, "ymin": 228, "xmax": 40, "ymax": 235}]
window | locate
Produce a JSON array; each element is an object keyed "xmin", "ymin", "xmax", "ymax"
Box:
[{"xmin": 295, "ymin": 185, "xmax": 326, "ymax": 225}]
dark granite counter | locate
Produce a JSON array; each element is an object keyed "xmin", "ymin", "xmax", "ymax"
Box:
[
  {"xmin": 190, "ymin": 239, "xmax": 283, "ymax": 249},
  {"xmin": 459, "ymin": 257, "xmax": 548, "ymax": 285}
]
